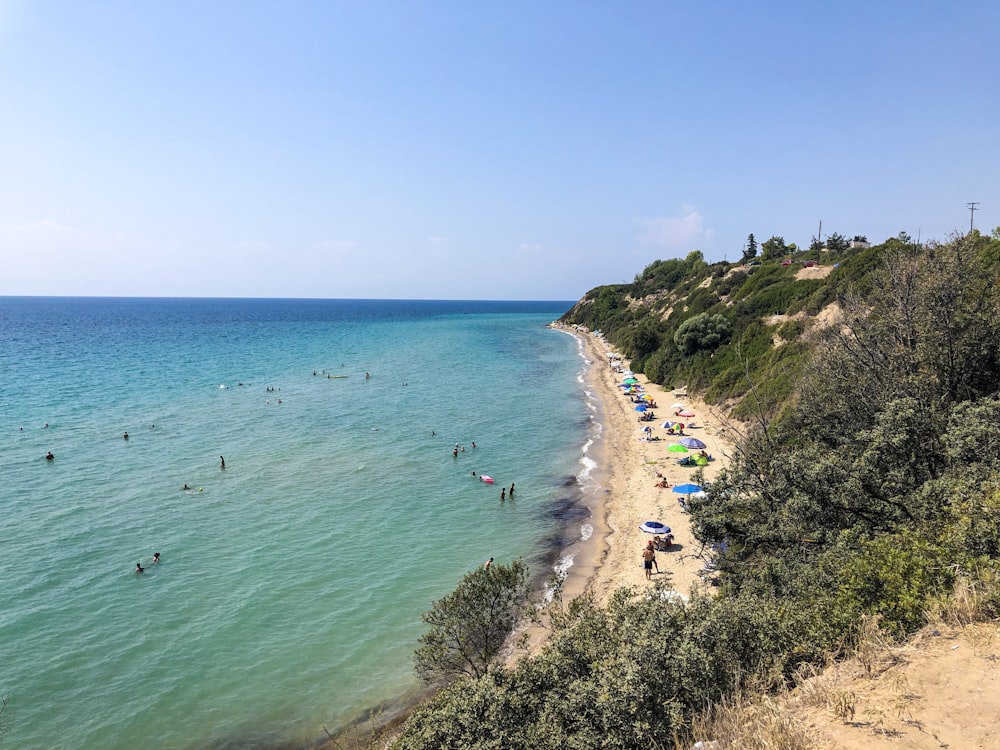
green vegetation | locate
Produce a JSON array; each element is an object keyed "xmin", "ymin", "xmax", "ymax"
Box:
[
  {"xmin": 386, "ymin": 231, "xmax": 1000, "ymax": 750},
  {"xmin": 413, "ymin": 560, "xmax": 532, "ymax": 685}
]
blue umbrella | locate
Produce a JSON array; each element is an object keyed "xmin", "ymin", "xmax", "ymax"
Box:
[
  {"xmin": 672, "ymin": 483, "xmax": 703, "ymax": 495},
  {"xmin": 639, "ymin": 521, "xmax": 671, "ymax": 534},
  {"xmin": 635, "ymin": 404, "xmax": 648, "ymax": 412},
  {"xmin": 680, "ymin": 437, "xmax": 706, "ymax": 449}
]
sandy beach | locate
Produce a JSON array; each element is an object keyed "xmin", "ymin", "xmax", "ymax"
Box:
[{"xmin": 557, "ymin": 324, "xmax": 737, "ymax": 606}]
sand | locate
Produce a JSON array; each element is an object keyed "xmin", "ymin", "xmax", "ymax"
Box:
[{"xmin": 556, "ymin": 324, "xmax": 738, "ymax": 606}]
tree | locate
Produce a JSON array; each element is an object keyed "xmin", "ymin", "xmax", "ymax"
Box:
[
  {"xmin": 673, "ymin": 312, "xmax": 732, "ymax": 355},
  {"xmin": 741, "ymin": 234, "xmax": 758, "ymax": 263},
  {"xmin": 760, "ymin": 235, "xmax": 788, "ymax": 261},
  {"xmin": 413, "ymin": 559, "xmax": 532, "ymax": 685},
  {"xmin": 825, "ymin": 232, "xmax": 848, "ymax": 252}
]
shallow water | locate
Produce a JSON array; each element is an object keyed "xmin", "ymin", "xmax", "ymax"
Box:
[{"xmin": 0, "ymin": 297, "xmax": 595, "ymax": 749}]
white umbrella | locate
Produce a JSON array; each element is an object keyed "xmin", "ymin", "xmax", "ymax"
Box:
[{"xmin": 639, "ymin": 521, "xmax": 671, "ymax": 534}]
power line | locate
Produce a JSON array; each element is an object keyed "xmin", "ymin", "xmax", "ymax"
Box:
[{"xmin": 967, "ymin": 202, "xmax": 980, "ymax": 233}]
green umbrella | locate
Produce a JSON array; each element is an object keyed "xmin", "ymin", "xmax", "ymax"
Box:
[{"xmin": 668, "ymin": 444, "xmax": 689, "ymax": 453}]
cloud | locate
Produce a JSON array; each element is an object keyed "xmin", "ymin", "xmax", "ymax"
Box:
[{"xmin": 637, "ymin": 206, "xmax": 715, "ymax": 250}]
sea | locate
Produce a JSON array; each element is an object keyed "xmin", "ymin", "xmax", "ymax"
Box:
[{"xmin": 0, "ymin": 297, "xmax": 602, "ymax": 750}]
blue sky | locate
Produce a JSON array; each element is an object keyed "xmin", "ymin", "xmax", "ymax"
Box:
[{"xmin": 1, "ymin": 1, "xmax": 996, "ymax": 300}]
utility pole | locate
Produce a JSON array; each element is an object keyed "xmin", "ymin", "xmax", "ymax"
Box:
[{"xmin": 967, "ymin": 202, "xmax": 979, "ymax": 233}]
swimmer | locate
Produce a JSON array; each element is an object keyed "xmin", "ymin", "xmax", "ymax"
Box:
[
  {"xmin": 471, "ymin": 441, "xmax": 476, "ymax": 449},
  {"xmin": 365, "ymin": 372, "xmax": 370, "ymax": 380},
  {"xmin": 44, "ymin": 423, "xmax": 49, "ymax": 428},
  {"xmin": 152, "ymin": 552, "xmax": 160, "ymax": 564},
  {"xmin": 123, "ymin": 432, "xmax": 129, "ymax": 440},
  {"xmin": 183, "ymin": 484, "xmax": 191, "ymax": 490},
  {"xmin": 135, "ymin": 562, "xmax": 144, "ymax": 574},
  {"xmin": 500, "ymin": 487, "xmax": 506, "ymax": 501},
  {"xmin": 472, "ymin": 471, "xmax": 477, "ymax": 477},
  {"xmin": 45, "ymin": 451, "xmax": 55, "ymax": 461},
  {"xmin": 220, "ymin": 455, "xmax": 226, "ymax": 469},
  {"xmin": 509, "ymin": 483, "xmax": 515, "ymax": 497},
  {"xmin": 484, "ymin": 557, "xmax": 493, "ymax": 571}
]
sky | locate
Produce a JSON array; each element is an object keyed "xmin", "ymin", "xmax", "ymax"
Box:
[{"xmin": 1, "ymin": 1, "xmax": 997, "ymax": 300}]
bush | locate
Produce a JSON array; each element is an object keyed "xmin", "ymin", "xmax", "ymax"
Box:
[
  {"xmin": 413, "ymin": 560, "xmax": 532, "ymax": 685},
  {"xmin": 674, "ymin": 313, "xmax": 732, "ymax": 355}
]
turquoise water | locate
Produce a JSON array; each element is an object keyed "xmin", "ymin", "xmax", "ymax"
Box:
[{"xmin": 0, "ymin": 298, "xmax": 595, "ymax": 750}]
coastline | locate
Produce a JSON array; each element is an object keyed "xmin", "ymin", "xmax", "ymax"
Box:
[
  {"xmin": 554, "ymin": 323, "xmax": 737, "ymax": 607},
  {"xmin": 323, "ymin": 323, "xmax": 738, "ymax": 747}
]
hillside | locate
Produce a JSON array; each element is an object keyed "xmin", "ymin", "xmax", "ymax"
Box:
[
  {"xmin": 559, "ymin": 233, "xmax": 996, "ymax": 420},
  {"xmin": 378, "ymin": 230, "xmax": 1000, "ymax": 750}
]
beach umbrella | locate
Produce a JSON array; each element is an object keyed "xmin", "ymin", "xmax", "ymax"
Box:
[
  {"xmin": 680, "ymin": 437, "xmax": 707, "ymax": 449},
  {"xmin": 671, "ymin": 402, "xmax": 685, "ymax": 410},
  {"xmin": 667, "ymin": 443, "xmax": 689, "ymax": 452},
  {"xmin": 678, "ymin": 410, "xmax": 696, "ymax": 418},
  {"xmin": 672, "ymin": 483, "xmax": 703, "ymax": 495},
  {"xmin": 639, "ymin": 521, "xmax": 671, "ymax": 534},
  {"xmin": 660, "ymin": 421, "xmax": 676, "ymax": 429},
  {"xmin": 635, "ymin": 404, "xmax": 648, "ymax": 412}
]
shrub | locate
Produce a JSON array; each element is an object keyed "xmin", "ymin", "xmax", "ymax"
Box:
[{"xmin": 674, "ymin": 313, "xmax": 732, "ymax": 355}]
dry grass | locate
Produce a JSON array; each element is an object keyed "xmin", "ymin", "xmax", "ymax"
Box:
[
  {"xmin": 851, "ymin": 616, "xmax": 903, "ymax": 678},
  {"xmin": 926, "ymin": 572, "xmax": 1000, "ymax": 628},
  {"xmin": 680, "ymin": 692, "xmax": 816, "ymax": 750}
]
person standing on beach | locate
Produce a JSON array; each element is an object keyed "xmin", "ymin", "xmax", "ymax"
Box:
[
  {"xmin": 646, "ymin": 540, "xmax": 660, "ymax": 573},
  {"xmin": 642, "ymin": 545, "xmax": 655, "ymax": 580}
]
